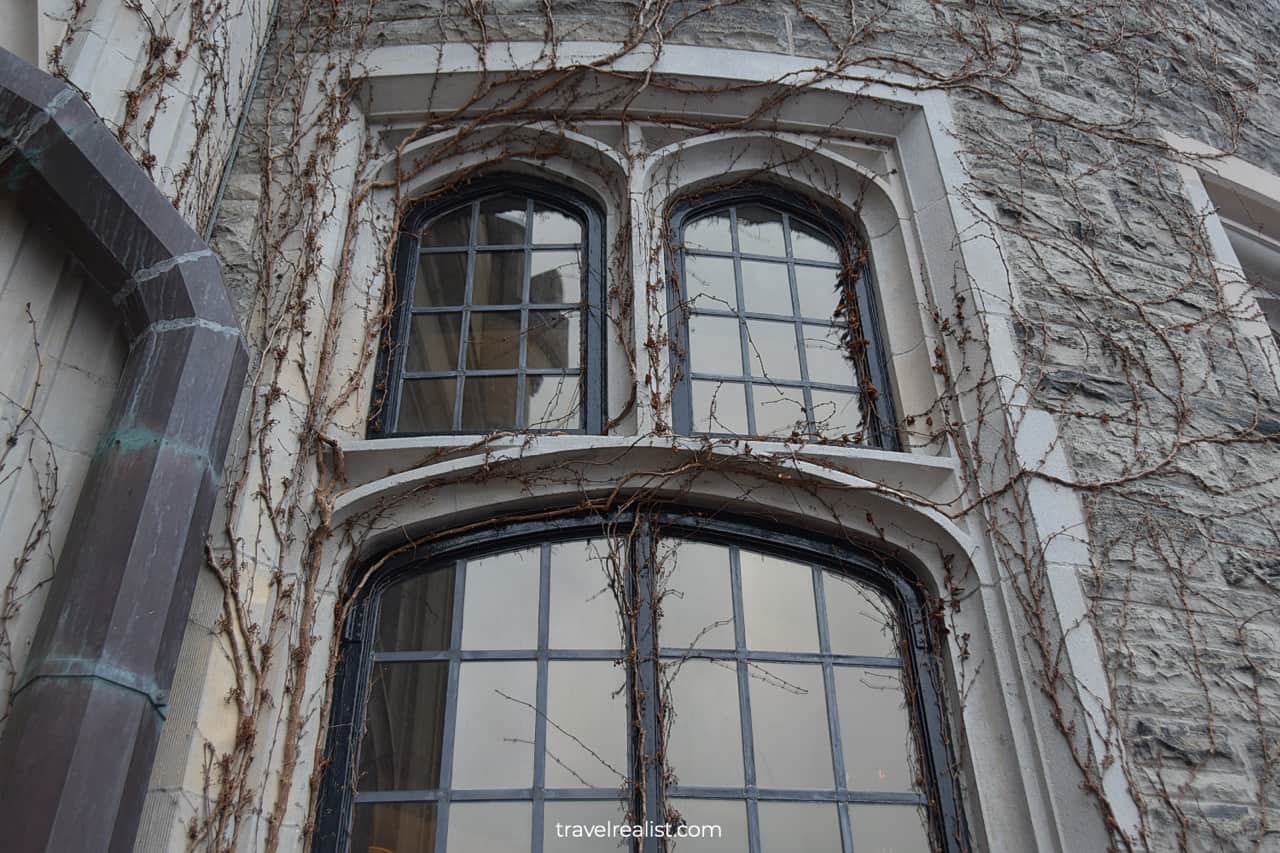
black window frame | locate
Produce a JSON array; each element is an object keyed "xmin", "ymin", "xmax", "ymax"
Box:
[
  {"xmin": 314, "ymin": 510, "xmax": 968, "ymax": 853},
  {"xmin": 666, "ymin": 187, "xmax": 899, "ymax": 449},
  {"xmin": 369, "ymin": 175, "xmax": 607, "ymax": 437}
]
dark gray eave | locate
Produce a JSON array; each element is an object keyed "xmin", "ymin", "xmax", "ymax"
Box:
[{"xmin": 0, "ymin": 48, "xmax": 248, "ymax": 853}]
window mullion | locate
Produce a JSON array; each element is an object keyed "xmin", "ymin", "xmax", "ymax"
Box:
[
  {"xmin": 532, "ymin": 543, "xmax": 551, "ymax": 852},
  {"xmin": 453, "ymin": 201, "xmax": 480, "ymax": 432},
  {"xmin": 632, "ymin": 517, "xmax": 664, "ymax": 852},
  {"xmin": 813, "ymin": 567, "xmax": 855, "ymax": 853},
  {"xmin": 434, "ymin": 558, "xmax": 468, "ymax": 852},
  {"xmin": 729, "ymin": 545, "xmax": 763, "ymax": 853},
  {"xmin": 729, "ymin": 207, "xmax": 757, "ymax": 436},
  {"xmin": 783, "ymin": 214, "xmax": 817, "ymax": 439}
]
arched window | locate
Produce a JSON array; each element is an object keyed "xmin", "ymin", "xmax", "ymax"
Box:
[
  {"xmin": 370, "ymin": 177, "xmax": 605, "ymax": 436},
  {"xmin": 314, "ymin": 514, "xmax": 966, "ymax": 852},
  {"xmin": 669, "ymin": 190, "xmax": 897, "ymax": 448}
]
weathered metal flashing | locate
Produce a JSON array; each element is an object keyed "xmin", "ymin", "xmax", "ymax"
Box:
[{"xmin": 0, "ymin": 47, "xmax": 248, "ymax": 853}]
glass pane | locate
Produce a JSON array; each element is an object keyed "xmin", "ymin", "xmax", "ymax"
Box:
[
  {"xmin": 658, "ymin": 540, "xmax": 734, "ymax": 651},
  {"xmin": 350, "ymin": 801, "xmax": 437, "ymax": 853},
  {"xmin": 810, "ymin": 389, "xmax": 863, "ymax": 439},
  {"xmin": 525, "ymin": 373, "xmax": 582, "ymax": 430},
  {"xmin": 749, "ymin": 663, "xmax": 832, "ymax": 788},
  {"xmin": 757, "ymin": 802, "xmax": 842, "ymax": 852},
  {"xmin": 532, "ymin": 204, "xmax": 583, "ymax": 245},
  {"xmin": 683, "ymin": 254, "xmax": 736, "ymax": 311},
  {"xmin": 464, "ymin": 311, "xmax": 521, "ymax": 370},
  {"xmin": 546, "ymin": 660, "xmax": 628, "ymax": 788},
  {"xmin": 804, "ymin": 325, "xmax": 855, "ymax": 386},
  {"xmin": 752, "ymin": 384, "xmax": 807, "ymax": 438},
  {"xmin": 415, "ymin": 252, "xmax": 468, "ymax": 305},
  {"xmin": 477, "ymin": 196, "xmax": 527, "ymax": 245},
  {"xmin": 692, "ymin": 380, "xmax": 748, "ymax": 434},
  {"xmin": 471, "ymin": 251, "xmax": 525, "ymax": 305},
  {"xmin": 848, "ymin": 804, "xmax": 932, "ymax": 853},
  {"xmin": 664, "ymin": 659, "xmax": 743, "ymax": 786},
  {"xmin": 790, "ymin": 219, "xmax": 841, "ymax": 263},
  {"xmin": 745, "ymin": 319, "xmax": 801, "ymax": 381},
  {"xmin": 460, "ymin": 375, "xmax": 518, "ymax": 431},
  {"xmin": 421, "ymin": 205, "xmax": 472, "ymax": 248},
  {"xmin": 530, "ymin": 250, "xmax": 582, "ymax": 303},
  {"xmin": 735, "ymin": 205, "xmax": 787, "ymax": 257},
  {"xmin": 740, "ymin": 259, "xmax": 794, "ymax": 316},
  {"xmin": 376, "ymin": 568, "xmax": 455, "ymax": 651},
  {"xmin": 451, "ymin": 662, "xmax": 537, "ymax": 788},
  {"xmin": 688, "ymin": 315, "xmax": 743, "ymax": 376},
  {"xmin": 667, "ymin": 800, "xmax": 748, "ymax": 852},
  {"xmin": 683, "ymin": 212, "xmax": 733, "ymax": 252},
  {"xmin": 550, "ymin": 539, "xmax": 622, "ymax": 649},
  {"xmin": 544, "ymin": 801, "xmax": 630, "ymax": 851},
  {"xmin": 358, "ymin": 662, "xmax": 447, "ymax": 790},
  {"xmin": 398, "ymin": 378, "xmax": 457, "ymax": 433},
  {"xmin": 837, "ymin": 668, "xmax": 919, "ymax": 792},
  {"xmin": 405, "ymin": 313, "xmax": 462, "ymax": 373},
  {"xmin": 823, "ymin": 573, "xmax": 897, "ymax": 657},
  {"xmin": 460, "ymin": 547, "xmax": 539, "ymax": 650},
  {"xmin": 795, "ymin": 265, "xmax": 840, "ymax": 320},
  {"xmin": 446, "ymin": 802, "xmax": 531, "ymax": 852},
  {"xmin": 527, "ymin": 310, "xmax": 581, "ymax": 370},
  {"xmin": 740, "ymin": 551, "xmax": 818, "ymax": 652}
]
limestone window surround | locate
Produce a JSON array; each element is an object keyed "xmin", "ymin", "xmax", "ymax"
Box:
[
  {"xmin": 271, "ymin": 41, "xmax": 1150, "ymax": 853},
  {"xmin": 1167, "ymin": 131, "xmax": 1280, "ymax": 388}
]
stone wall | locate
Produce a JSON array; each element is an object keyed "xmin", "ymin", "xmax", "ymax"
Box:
[{"xmin": 162, "ymin": 2, "xmax": 1280, "ymax": 851}]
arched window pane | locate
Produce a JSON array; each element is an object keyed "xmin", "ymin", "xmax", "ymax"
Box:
[
  {"xmin": 325, "ymin": 528, "xmax": 955, "ymax": 853},
  {"xmin": 376, "ymin": 182, "xmax": 601, "ymax": 436},
  {"xmin": 674, "ymin": 196, "xmax": 890, "ymax": 444}
]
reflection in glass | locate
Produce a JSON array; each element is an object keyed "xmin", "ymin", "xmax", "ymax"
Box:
[
  {"xmin": 757, "ymin": 802, "xmax": 842, "ymax": 853},
  {"xmin": 803, "ymin": 325, "xmax": 854, "ymax": 386},
  {"xmin": 544, "ymin": 801, "xmax": 630, "ymax": 851},
  {"xmin": 405, "ymin": 313, "xmax": 462, "ymax": 373},
  {"xmin": 688, "ymin": 315, "xmax": 744, "ymax": 376},
  {"xmin": 460, "ymin": 548, "xmax": 539, "ymax": 650},
  {"xmin": 795, "ymin": 265, "xmax": 840, "ymax": 319},
  {"xmin": 527, "ymin": 311, "xmax": 580, "ymax": 370},
  {"xmin": 350, "ymin": 801, "xmax": 437, "ymax": 853},
  {"xmin": 740, "ymin": 552, "xmax": 818, "ymax": 652},
  {"xmin": 525, "ymin": 373, "xmax": 581, "ymax": 430},
  {"xmin": 376, "ymin": 568, "xmax": 454, "ymax": 651},
  {"xmin": 659, "ymin": 540, "xmax": 734, "ymax": 651},
  {"xmin": 745, "ymin": 319, "xmax": 801, "ymax": 380},
  {"xmin": 477, "ymin": 196, "xmax": 527, "ymax": 245},
  {"xmin": 664, "ymin": 659, "xmax": 743, "ymax": 786},
  {"xmin": 824, "ymin": 574, "xmax": 897, "ymax": 658},
  {"xmin": 550, "ymin": 540, "xmax": 621, "ymax": 649},
  {"xmin": 471, "ymin": 252, "xmax": 525, "ymax": 305},
  {"xmin": 692, "ymin": 381, "xmax": 749, "ymax": 434},
  {"xmin": 848, "ymin": 804, "xmax": 932, "ymax": 853},
  {"xmin": 749, "ymin": 662, "xmax": 832, "ymax": 788},
  {"xmin": 667, "ymin": 800, "xmax": 748, "ymax": 852},
  {"xmin": 422, "ymin": 206, "xmax": 472, "ymax": 248},
  {"xmin": 397, "ymin": 378, "xmax": 457, "ymax": 432},
  {"xmin": 530, "ymin": 250, "xmax": 582, "ymax": 303},
  {"xmin": 683, "ymin": 212, "xmax": 733, "ymax": 252},
  {"xmin": 790, "ymin": 219, "xmax": 841, "ymax": 263},
  {"xmin": 546, "ymin": 661, "xmax": 628, "ymax": 788},
  {"xmin": 735, "ymin": 205, "xmax": 787, "ymax": 257},
  {"xmin": 460, "ymin": 376, "xmax": 518, "ymax": 430},
  {"xmin": 446, "ymin": 802, "xmax": 531, "ymax": 851},
  {"xmin": 465, "ymin": 312, "xmax": 522, "ymax": 370},
  {"xmin": 451, "ymin": 662, "xmax": 536, "ymax": 789},
  {"xmin": 415, "ymin": 252, "xmax": 468, "ymax": 305},
  {"xmin": 810, "ymin": 389, "xmax": 862, "ymax": 438},
  {"xmin": 358, "ymin": 663, "xmax": 447, "ymax": 790},
  {"xmin": 532, "ymin": 205, "xmax": 583, "ymax": 245},
  {"xmin": 684, "ymin": 255, "xmax": 736, "ymax": 310},
  {"xmin": 752, "ymin": 384, "xmax": 807, "ymax": 437},
  {"xmin": 740, "ymin": 259, "xmax": 794, "ymax": 315},
  {"xmin": 837, "ymin": 668, "xmax": 919, "ymax": 792}
]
